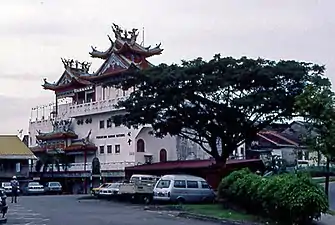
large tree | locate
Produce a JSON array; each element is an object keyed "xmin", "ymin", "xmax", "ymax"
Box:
[
  {"xmin": 113, "ymin": 55, "xmax": 325, "ymax": 164},
  {"xmin": 295, "ymin": 77, "xmax": 335, "ymax": 196}
]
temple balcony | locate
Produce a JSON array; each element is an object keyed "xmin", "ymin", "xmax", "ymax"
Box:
[
  {"xmin": 31, "ymin": 161, "xmax": 135, "ymax": 173},
  {"xmin": 57, "ymin": 97, "xmax": 126, "ymax": 118}
]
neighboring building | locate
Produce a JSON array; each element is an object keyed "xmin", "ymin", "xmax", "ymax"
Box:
[
  {"xmin": 246, "ymin": 121, "xmax": 320, "ymax": 166},
  {"xmin": 0, "ymin": 135, "xmax": 36, "ymax": 181}
]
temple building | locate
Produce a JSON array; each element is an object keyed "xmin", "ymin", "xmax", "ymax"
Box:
[
  {"xmin": 28, "ymin": 24, "xmax": 245, "ymax": 193},
  {"xmin": 28, "ymin": 24, "xmax": 178, "ymax": 193}
]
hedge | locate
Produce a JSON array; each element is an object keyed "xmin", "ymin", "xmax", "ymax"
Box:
[{"xmin": 218, "ymin": 169, "xmax": 329, "ymax": 224}]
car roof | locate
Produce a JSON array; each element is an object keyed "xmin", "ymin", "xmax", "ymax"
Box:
[{"xmin": 160, "ymin": 174, "xmax": 206, "ymax": 181}]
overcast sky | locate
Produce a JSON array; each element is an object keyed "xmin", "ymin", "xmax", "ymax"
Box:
[{"xmin": 0, "ymin": 0, "xmax": 333, "ymax": 134}]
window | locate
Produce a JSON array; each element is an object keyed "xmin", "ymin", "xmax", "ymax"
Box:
[
  {"xmin": 99, "ymin": 146, "xmax": 104, "ymax": 154},
  {"xmin": 156, "ymin": 180, "xmax": 171, "ymax": 188},
  {"xmin": 107, "ymin": 145, "xmax": 112, "ymax": 154},
  {"xmin": 137, "ymin": 139, "xmax": 145, "ymax": 152},
  {"xmin": 200, "ymin": 181, "xmax": 210, "ymax": 189},
  {"xmin": 99, "ymin": 120, "xmax": 105, "ymax": 129},
  {"xmin": 107, "ymin": 119, "xmax": 112, "ymax": 128},
  {"xmin": 159, "ymin": 149, "xmax": 167, "ymax": 162},
  {"xmin": 115, "ymin": 144, "xmax": 120, "ymax": 154},
  {"xmin": 113, "ymin": 116, "xmax": 121, "ymax": 127},
  {"xmin": 174, "ymin": 180, "xmax": 186, "ymax": 188},
  {"xmin": 187, "ymin": 181, "xmax": 199, "ymax": 188}
]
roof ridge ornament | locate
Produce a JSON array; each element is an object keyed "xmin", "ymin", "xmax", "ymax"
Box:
[
  {"xmin": 61, "ymin": 58, "xmax": 91, "ymax": 73},
  {"xmin": 112, "ymin": 23, "xmax": 139, "ymax": 43},
  {"xmin": 112, "ymin": 23, "xmax": 123, "ymax": 39}
]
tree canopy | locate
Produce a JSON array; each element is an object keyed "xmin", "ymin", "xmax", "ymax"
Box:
[
  {"xmin": 295, "ymin": 77, "xmax": 335, "ymax": 159},
  {"xmin": 113, "ymin": 54, "xmax": 326, "ymax": 163}
]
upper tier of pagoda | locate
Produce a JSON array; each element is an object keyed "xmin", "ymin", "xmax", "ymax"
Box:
[{"xmin": 42, "ymin": 23, "xmax": 163, "ymax": 93}]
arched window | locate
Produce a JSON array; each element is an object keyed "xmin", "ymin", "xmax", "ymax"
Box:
[
  {"xmin": 159, "ymin": 149, "xmax": 167, "ymax": 162},
  {"xmin": 137, "ymin": 139, "xmax": 145, "ymax": 152}
]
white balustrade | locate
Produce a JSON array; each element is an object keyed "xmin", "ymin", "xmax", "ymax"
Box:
[{"xmin": 57, "ymin": 97, "xmax": 126, "ymax": 118}]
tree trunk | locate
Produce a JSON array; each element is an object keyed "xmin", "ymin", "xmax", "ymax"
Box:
[
  {"xmin": 325, "ymin": 156, "xmax": 330, "ymax": 197},
  {"xmin": 317, "ymin": 151, "xmax": 321, "ymax": 167}
]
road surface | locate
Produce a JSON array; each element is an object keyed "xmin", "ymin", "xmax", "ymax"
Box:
[{"xmin": 5, "ymin": 195, "xmax": 219, "ymax": 225}]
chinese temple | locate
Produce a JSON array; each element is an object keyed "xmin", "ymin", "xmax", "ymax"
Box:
[{"xmin": 28, "ymin": 24, "xmax": 171, "ymax": 194}]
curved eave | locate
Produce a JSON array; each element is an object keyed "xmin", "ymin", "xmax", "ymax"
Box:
[
  {"xmin": 42, "ymin": 78, "xmax": 91, "ymax": 91},
  {"xmin": 84, "ymin": 68, "xmax": 131, "ymax": 81},
  {"xmin": 36, "ymin": 133, "xmax": 78, "ymax": 141},
  {"xmin": 113, "ymin": 42, "xmax": 163, "ymax": 58},
  {"xmin": 89, "ymin": 49, "xmax": 111, "ymax": 59},
  {"xmin": 132, "ymin": 48, "xmax": 164, "ymax": 57}
]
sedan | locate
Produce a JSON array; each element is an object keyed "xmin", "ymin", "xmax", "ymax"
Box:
[
  {"xmin": 24, "ymin": 182, "xmax": 45, "ymax": 195},
  {"xmin": 45, "ymin": 182, "xmax": 62, "ymax": 195},
  {"xmin": 98, "ymin": 183, "xmax": 121, "ymax": 198}
]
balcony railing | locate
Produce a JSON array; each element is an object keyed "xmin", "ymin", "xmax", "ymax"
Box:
[
  {"xmin": 31, "ymin": 161, "xmax": 135, "ymax": 173},
  {"xmin": 57, "ymin": 97, "xmax": 126, "ymax": 118}
]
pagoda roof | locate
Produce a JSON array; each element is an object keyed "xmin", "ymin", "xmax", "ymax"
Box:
[
  {"xmin": 42, "ymin": 61, "xmax": 93, "ymax": 91},
  {"xmin": 36, "ymin": 131, "xmax": 78, "ymax": 141},
  {"xmin": 89, "ymin": 24, "xmax": 163, "ymax": 59},
  {"xmin": 42, "ymin": 24, "xmax": 162, "ymax": 92}
]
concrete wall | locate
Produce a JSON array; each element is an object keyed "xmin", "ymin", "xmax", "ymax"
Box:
[{"xmin": 135, "ymin": 127, "xmax": 178, "ymax": 164}]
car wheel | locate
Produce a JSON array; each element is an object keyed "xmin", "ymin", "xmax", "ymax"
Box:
[{"xmin": 176, "ymin": 197, "xmax": 185, "ymax": 205}]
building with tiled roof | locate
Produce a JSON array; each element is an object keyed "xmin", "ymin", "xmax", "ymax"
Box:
[{"xmin": 0, "ymin": 135, "xmax": 36, "ymax": 180}]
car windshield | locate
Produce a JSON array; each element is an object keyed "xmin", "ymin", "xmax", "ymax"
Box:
[
  {"xmin": 100, "ymin": 183, "xmax": 110, "ymax": 188},
  {"xmin": 3, "ymin": 183, "xmax": 10, "ymax": 187},
  {"xmin": 156, "ymin": 180, "xmax": 171, "ymax": 188},
  {"xmin": 109, "ymin": 183, "xmax": 120, "ymax": 188},
  {"xmin": 50, "ymin": 182, "xmax": 61, "ymax": 187},
  {"xmin": 29, "ymin": 182, "xmax": 40, "ymax": 186}
]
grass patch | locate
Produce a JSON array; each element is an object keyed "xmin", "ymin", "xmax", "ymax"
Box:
[
  {"xmin": 181, "ymin": 204, "xmax": 258, "ymax": 222},
  {"xmin": 328, "ymin": 210, "xmax": 335, "ymax": 216}
]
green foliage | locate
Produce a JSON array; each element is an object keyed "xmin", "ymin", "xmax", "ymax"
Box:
[
  {"xmin": 295, "ymin": 79, "xmax": 335, "ymax": 158},
  {"xmin": 35, "ymin": 151, "xmax": 71, "ymax": 173},
  {"xmin": 112, "ymin": 55, "xmax": 325, "ymax": 163},
  {"xmin": 218, "ymin": 169, "xmax": 329, "ymax": 224}
]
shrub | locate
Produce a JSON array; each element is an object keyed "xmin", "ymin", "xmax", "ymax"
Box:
[{"xmin": 218, "ymin": 169, "xmax": 329, "ymax": 224}]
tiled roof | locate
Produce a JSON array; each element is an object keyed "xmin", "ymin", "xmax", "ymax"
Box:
[{"xmin": 0, "ymin": 135, "xmax": 36, "ymax": 159}]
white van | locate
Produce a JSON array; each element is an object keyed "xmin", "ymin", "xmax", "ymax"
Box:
[{"xmin": 153, "ymin": 174, "xmax": 215, "ymax": 203}]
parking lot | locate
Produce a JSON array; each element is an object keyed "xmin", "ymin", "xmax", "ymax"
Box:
[{"xmin": 5, "ymin": 195, "xmax": 218, "ymax": 225}]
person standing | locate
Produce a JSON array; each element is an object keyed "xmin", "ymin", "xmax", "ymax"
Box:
[{"xmin": 10, "ymin": 176, "xmax": 19, "ymax": 203}]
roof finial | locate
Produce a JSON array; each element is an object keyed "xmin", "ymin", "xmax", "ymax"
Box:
[
  {"xmin": 129, "ymin": 28, "xmax": 139, "ymax": 45},
  {"xmin": 112, "ymin": 23, "xmax": 123, "ymax": 39}
]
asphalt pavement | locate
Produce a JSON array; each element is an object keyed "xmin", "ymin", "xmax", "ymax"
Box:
[{"xmin": 5, "ymin": 195, "xmax": 219, "ymax": 225}]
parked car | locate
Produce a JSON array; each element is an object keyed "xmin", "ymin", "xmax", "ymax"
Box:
[
  {"xmin": 44, "ymin": 182, "xmax": 62, "ymax": 195},
  {"xmin": 98, "ymin": 183, "xmax": 122, "ymax": 198},
  {"xmin": 24, "ymin": 182, "xmax": 45, "ymax": 195},
  {"xmin": 153, "ymin": 174, "xmax": 216, "ymax": 203},
  {"xmin": 1, "ymin": 182, "xmax": 20, "ymax": 196},
  {"xmin": 91, "ymin": 183, "xmax": 113, "ymax": 196}
]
